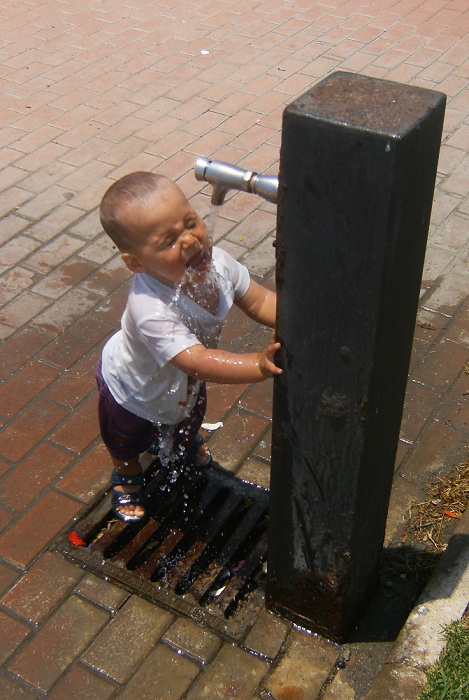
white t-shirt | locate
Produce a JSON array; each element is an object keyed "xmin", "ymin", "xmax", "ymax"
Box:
[{"xmin": 102, "ymin": 247, "xmax": 250, "ymax": 425}]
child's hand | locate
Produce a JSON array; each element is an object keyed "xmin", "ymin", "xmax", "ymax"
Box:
[{"xmin": 259, "ymin": 336, "xmax": 283, "ymax": 378}]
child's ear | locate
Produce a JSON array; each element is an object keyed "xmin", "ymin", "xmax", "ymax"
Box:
[{"xmin": 121, "ymin": 252, "xmax": 143, "ymax": 273}]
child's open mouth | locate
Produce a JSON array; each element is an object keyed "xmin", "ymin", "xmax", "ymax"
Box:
[{"xmin": 186, "ymin": 250, "xmax": 211, "ymax": 272}]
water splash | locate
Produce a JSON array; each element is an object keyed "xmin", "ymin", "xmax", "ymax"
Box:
[{"xmin": 168, "ymin": 203, "xmax": 222, "ymax": 313}]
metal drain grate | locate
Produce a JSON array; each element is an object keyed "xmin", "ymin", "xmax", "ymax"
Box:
[{"xmin": 55, "ymin": 462, "xmax": 269, "ymax": 641}]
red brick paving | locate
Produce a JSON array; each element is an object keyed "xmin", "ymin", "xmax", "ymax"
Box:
[{"xmin": 0, "ymin": 0, "xmax": 467, "ymax": 696}]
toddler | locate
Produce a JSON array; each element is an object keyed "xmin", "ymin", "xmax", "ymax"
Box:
[{"xmin": 97, "ymin": 171, "xmax": 282, "ymax": 521}]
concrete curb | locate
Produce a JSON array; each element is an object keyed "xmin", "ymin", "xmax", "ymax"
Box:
[{"xmin": 364, "ymin": 506, "xmax": 469, "ymax": 699}]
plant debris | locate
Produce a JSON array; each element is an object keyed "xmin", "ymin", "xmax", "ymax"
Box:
[{"xmin": 403, "ymin": 461, "xmax": 469, "ymax": 551}]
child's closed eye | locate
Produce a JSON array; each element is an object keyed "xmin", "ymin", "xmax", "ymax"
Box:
[{"xmin": 186, "ymin": 217, "xmax": 199, "ymax": 230}]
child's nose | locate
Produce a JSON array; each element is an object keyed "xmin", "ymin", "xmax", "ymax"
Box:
[
  {"xmin": 181, "ymin": 230, "xmax": 197, "ymax": 245},
  {"xmin": 182, "ymin": 227, "xmax": 203, "ymax": 245}
]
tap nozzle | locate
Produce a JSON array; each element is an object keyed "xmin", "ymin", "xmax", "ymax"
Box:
[{"xmin": 195, "ymin": 157, "xmax": 278, "ymax": 205}]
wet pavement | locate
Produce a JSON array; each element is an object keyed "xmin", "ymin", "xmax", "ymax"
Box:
[{"xmin": 0, "ymin": 0, "xmax": 468, "ymax": 697}]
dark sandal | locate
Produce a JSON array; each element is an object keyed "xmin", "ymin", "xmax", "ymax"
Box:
[
  {"xmin": 111, "ymin": 469, "xmax": 145, "ymax": 522},
  {"xmin": 185, "ymin": 434, "xmax": 212, "ymax": 468}
]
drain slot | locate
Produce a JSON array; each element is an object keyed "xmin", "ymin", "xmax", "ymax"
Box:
[{"xmin": 55, "ymin": 462, "xmax": 269, "ymax": 641}]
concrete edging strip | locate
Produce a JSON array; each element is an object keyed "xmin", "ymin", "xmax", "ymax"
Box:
[{"xmin": 365, "ymin": 507, "xmax": 469, "ymax": 699}]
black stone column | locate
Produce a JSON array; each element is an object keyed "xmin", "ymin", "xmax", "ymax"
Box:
[{"xmin": 266, "ymin": 72, "xmax": 446, "ymax": 642}]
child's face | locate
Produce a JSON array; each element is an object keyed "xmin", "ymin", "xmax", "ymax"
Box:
[{"xmin": 123, "ymin": 183, "xmax": 211, "ymax": 286}]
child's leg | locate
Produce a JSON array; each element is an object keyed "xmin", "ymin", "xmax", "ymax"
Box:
[
  {"xmin": 96, "ymin": 360, "xmax": 154, "ymax": 520},
  {"xmin": 109, "ymin": 456, "xmax": 145, "ymax": 519}
]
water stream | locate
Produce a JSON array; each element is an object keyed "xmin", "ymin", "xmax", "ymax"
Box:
[
  {"xmin": 204, "ymin": 202, "xmax": 221, "ymax": 241},
  {"xmin": 151, "ymin": 203, "xmax": 222, "ymax": 484}
]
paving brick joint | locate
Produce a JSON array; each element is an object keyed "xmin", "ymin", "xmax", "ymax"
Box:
[{"xmin": 0, "ymin": 0, "xmax": 467, "ymax": 697}]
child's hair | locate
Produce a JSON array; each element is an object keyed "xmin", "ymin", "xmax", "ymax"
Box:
[{"xmin": 100, "ymin": 171, "xmax": 171, "ymax": 252}]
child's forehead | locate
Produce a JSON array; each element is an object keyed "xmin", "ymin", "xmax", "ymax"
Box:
[
  {"xmin": 146, "ymin": 181, "xmax": 191, "ymax": 210},
  {"xmin": 130, "ymin": 185, "xmax": 196, "ymax": 237}
]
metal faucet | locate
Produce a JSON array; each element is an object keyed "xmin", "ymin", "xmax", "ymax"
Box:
[{"xmin": 195, "ymin": 157, "xmax": 278, "ymax": 205}]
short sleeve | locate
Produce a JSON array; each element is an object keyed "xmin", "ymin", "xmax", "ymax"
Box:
[
  {"xmin": 137, "ymin": 314, "xmax": 201, "ymax": 368},
  {"xmin": 213, "ymin": 247, "xmax": 250, "ymax": 300}
]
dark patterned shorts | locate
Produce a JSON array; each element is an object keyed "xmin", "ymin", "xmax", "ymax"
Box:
[{"xmin": 95, "ymin": 357, "xmax": 206, "ymax": 462}]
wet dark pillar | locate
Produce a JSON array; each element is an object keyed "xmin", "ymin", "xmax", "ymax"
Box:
[{"xmin": 266, "ymin": 72, "xmax": 446, "ymax": 642}]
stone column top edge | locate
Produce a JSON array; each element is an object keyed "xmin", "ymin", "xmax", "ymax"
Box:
[{"xmin": 284, "ymin": 71, "xmax": 446, "ymax": 139}]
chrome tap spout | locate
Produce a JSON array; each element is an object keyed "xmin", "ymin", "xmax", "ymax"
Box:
[{"xmin": 195, "ymin": 157, "xmax": 278, "ymax": 205}]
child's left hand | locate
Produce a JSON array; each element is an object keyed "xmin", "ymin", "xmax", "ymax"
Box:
[{"xmin": 258, "ymin": 335, "xmax": 283, "ymax": 378}]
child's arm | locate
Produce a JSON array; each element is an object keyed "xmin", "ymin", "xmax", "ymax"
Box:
[
  {"xmin": 235, "ymin": 279, "xmax": 277, "ymax": 328},
  {"xmin": 170, "ymin": 279, "xmax": 281, "ymax": 384},
  {"xmin": 170, "ymin": 336, "xmax": 282, "ymax": 384}
]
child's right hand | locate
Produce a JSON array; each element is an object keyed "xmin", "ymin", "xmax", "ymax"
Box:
[{"xmin": 259, "ymin": 336, "xmax": 283, "ymax": 378}]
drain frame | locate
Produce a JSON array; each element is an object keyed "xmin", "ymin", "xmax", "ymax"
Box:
[{"xmin": 54, "ymin": 462, "xmax": 269, "ymax": 642}]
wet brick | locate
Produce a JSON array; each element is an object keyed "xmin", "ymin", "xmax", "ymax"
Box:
[
  {"xmin": 0, "ymin": 398, "xmax": 69, "ymax": 463},
  {"xmin": 0, "ymin": 672, "xmax": 38, "ymax": 698},
  {"xmin": 32, "ymin": 288, "xmax": 102, "ymax": 336},
  {"xmin": 24, "ymin": 233, "xmax": 85, "ymax": 274},
  {"xmin": 322, "ymin": 673, "xmax": 356, "ymax": 699},
  {"xmin": 219, "ymin": 303, "xmax": 258, "ymax": 347},
  {"xmin": 237, "ymin": 455, "xmax": 271, "ymax": 490},
  {"xmin": 432, "ymin": 372, "xmax": 469, "ymax": 432},
  {"xmin": 208, "ymin": 409, "xmax": 270, "ymax": 473},
  {"xmin": 399, "ymin": 380, "xmax": 442, "ymax": 444},
  {"xmin": 1, "ymin": 443, "xmax": 73, "ymax": 511},
  {"xmin": 0, "ymin": 491, "xmax": 81, "ymax": 568},
  {"xmin": 92, "ymin": 283, "xmax": 131, "ymax": 327},
  {"xmin": 444, "ymin": 298, "xmax": 469, "ymax": 347},
  {"xmin": 163, "ymin": 617, "xmax": 222, "ymax": 666},
  {"xmin": 252, "ymin": 427, "xmax": 272, "ymax": 461},
  {"xmin": 75, "ymin": 573, "xmax": 129, "ymax": 614},
  {"xmin": 0, "ymin": 328, "xmax": 52, "ymax": 383},
  {"xmin": 0, "ymin": 561, "xmax": 20, "ymax": 597},
  {"xmin": 406, "ymin": 421, "xmax": 468, "ymax": 480},
  {"xmin": 77, "ymin": 234, "xmax": 115, "ymax": 265},
  {"xmin": 0, "ymin": 457, "xmax": 11, "ymax": 477},
  {"xmin": 185, "ymin": 643, "xmax": 269, "ymax": 699},
  {"xmin": 205, "ymin": 381, "xmax": 250, "ymax": 424},
  {"xmin": 237, "ymin": 379, "xmax": 274, "ymax": 420},
  {"xmin": 80, "ymin": 255, "xmax": 131, "ymax": 297},
  {"xmin": 243, "ymin": 608, "xmax": 291, "ymax": 660},
  {"xmin": 412, "ymin": 337, "xmax": 469, "ymax": 391},
  {"xmin": 39, "ymin": 317, "xmax": 112, "ymax": 369},
  {"xmin": 55, "ymin": 442, "xmax": 110, "ymax": 503},
  {"xmin": 8, "ymin": 596, "xmax": 109, "ymax": 694},
  {"xmin": 422, "ymin": 270, "xmax": 468, "ymax": 316},
  {"xmin": 50, "ymin": 395, "xmax": 101, "ymax": 454},
  {"xmin": 0, "ymin": 611, "xmax": 31, "ymax": 665},
  {"xmin": 45, "ymin": 350, "xmax": 98, "ymax": 409},
  {"xmin": 47, "ymin": 665, "xmax": 117, "ymax": 700},
  {"xmin": 265, "ymin": 629, "xmax": 339, "ymax": 699},
  {"xmin": 1, "ymin": 552, "xmax": 83, "ymax": 625},
  {"xmin": 0, "ymin": 268, "xmax": 36, "ymax": 308},
  {"xmin": 0, "ymin": 508, "xmax": 14, "ymax": 533},
  {"xmin": 82, "ymin": 596, "xmax": 174, "ymax": 684},
  {"xmin": 32, "ymin": 258, "xmax": 98, "ymax": 300},
  {"xmin": 0, "ymin": 361, "xmax": 60, "ymax": 419},
  {"xmin": 0, "ymin": 237, "xmax": 41, "ymax": 272},
  {"xmin": 0, "ymin": 291, "xmax": 50, "ymax": 330},
  {"xmin": 119, "ymin": 644, "xmax": 200, "ymax": 700}
]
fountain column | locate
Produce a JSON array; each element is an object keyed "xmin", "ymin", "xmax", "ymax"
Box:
[{"xmin": 266, "ymin": 72, "xmax": 446, "ymax": 642}]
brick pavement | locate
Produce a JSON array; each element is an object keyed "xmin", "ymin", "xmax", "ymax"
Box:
[{"xmin": 0, "ymin": 0, "xmax": 468, "ymax": 697}]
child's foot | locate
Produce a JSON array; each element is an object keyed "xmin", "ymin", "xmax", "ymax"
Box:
[
  {"xmin": 111, "ymin": 469, "xmax": 146, "ymax": 521},
  {"xmin": 186, "ymin": 434, "xmax": 212, "ymax": 468},
  {"xmin": 196, "ymin": 440, "xmax": 211, "ymax": 466}
]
